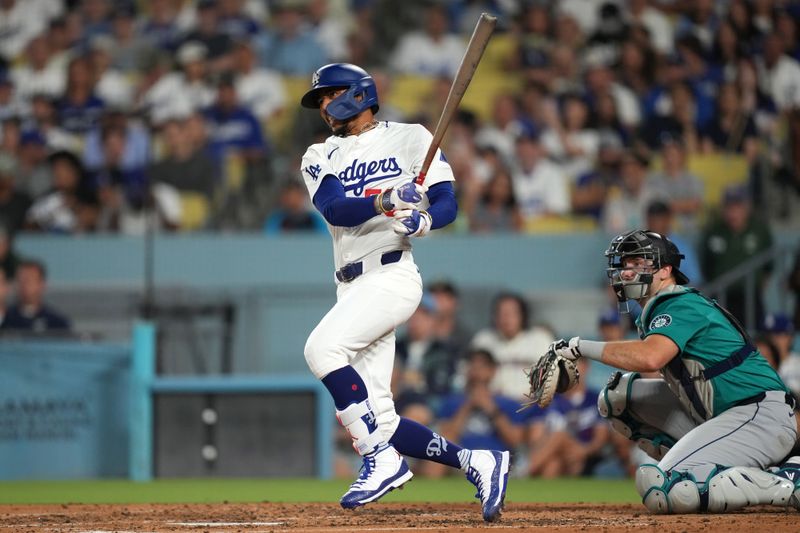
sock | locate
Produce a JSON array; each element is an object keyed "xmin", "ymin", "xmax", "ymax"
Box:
[
  {"xmin": 457, "ymin": 449, "xmax": 472, "ymax": 469},
  {"xmin": 389, "ymin": 417, "xmax": 463, "ymax": 469},
  {"xmin": 321, "ymin": 366, "xmax": 369, "ymax": 408}
]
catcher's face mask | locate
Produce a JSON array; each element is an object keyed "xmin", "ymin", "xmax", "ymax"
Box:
[{"xmin": 605, "ymin": 230, "xmax": 662, "ymax": 312}]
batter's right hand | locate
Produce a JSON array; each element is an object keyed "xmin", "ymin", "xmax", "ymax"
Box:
[
  {"xmin": 375, "ymin": 182, "xmax": 427, "ymax": 215},
  {"xmin": 392, "ymin": 209, "xmax": 431, "ymax": 237}
]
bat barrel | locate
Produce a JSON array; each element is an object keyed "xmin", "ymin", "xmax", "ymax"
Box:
[{"xmin": 417, "ymin": 13, "xmax": 497, "ymax": 184}]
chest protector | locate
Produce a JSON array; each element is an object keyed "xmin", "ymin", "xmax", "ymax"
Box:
[{"xmin": 642, "ymin": 288, "xmax": 756, "ymax": 422}]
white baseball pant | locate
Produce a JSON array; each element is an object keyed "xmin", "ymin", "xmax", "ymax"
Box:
[
  {"xmin": 629, "ymin": 379, "xmax": 797, "ymax": 481},
  {"xmin": 304, "ymin": 254, "xmax": 422, "ymax": 441}
]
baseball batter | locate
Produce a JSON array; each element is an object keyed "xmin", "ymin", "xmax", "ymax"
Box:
[
  {"xmin": 547, "ymin": 230, "xmax": 800, "ymax": 513},
  {"xmin": 299, "ymin": 63, "xmax": 509, "ymax": 522}
]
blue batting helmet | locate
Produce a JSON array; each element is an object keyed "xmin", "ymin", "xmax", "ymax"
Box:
[{"xmin": 300, "ymin": 63, "xmax": 379, "ymax": 121}]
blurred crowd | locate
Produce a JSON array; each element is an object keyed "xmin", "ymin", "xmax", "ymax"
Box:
[
  {"xmin": 331, "ymin": 277, "xmax": 800, "ymax": 480},
  {"xmin": 0, "ymin": 0, "xmax": 800, "ymax": 239}
]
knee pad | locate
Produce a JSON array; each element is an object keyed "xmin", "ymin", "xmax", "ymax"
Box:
[
  {"xmin": 706, "ymin": 466, "xmax": 795, "ymax": 513},
  {"xmin": 635, "ymin": 464, "xmax": 669, "ymax": 513},
  {"xmin": 598, "ymin": 372, "xmax": 675, "ymax": 460},
  {"xmin": 635, "ymin": 464, "xmax": 701, "ymax": 514},
  {"xmin": 598, "ymin": 371, "xmax": 641, "ymax": 435}
]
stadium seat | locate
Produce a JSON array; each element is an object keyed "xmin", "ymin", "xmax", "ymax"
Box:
[
  {"xmin": 480, "ymin": 33, "xmax": 516, "ymax": 73},
  {"xmin": 386, "ymin": 75, "xmax": 435, "ymax": 118},
  {"xmin": 523, "ymin": 215, "xmax": 598, "ymax": 234},
  {"xmin": 687, "ymin": 154, "xmax": 749, "ymax": 208},
  {"xmin": 385, "ymin": 73, "xmax": 523, "ymax": 123},
  {"xmin": 461, "ymin": 74, "xmax": 523, "ymax": 121},
  {"xmin": 648, "ymin": 153, "xmax": 749, "ymax": 208},
  {"xmin": 223, "ymin": 152, "xmax": 246, "ymax": 192},
  {"xmin": 179, "ymin": 192, "xmax": 210, "ymax": 231},
  {"xmin": 266, "ymin": 76, "xmax": 309, "ymax": 150}
]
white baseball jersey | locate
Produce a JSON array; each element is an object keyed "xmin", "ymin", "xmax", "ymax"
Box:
[{"xmin": 301, "ymin": 121, "xmax": 455, "ymax": 270}]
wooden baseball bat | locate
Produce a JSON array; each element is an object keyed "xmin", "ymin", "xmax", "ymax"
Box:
[{"xmin": 415, "ymin": 13, "xmax": 497, "ymax": 185}]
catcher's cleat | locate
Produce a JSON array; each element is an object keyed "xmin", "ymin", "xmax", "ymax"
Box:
[
  {"xmin": 463, "ymin": 449, "xmax": 510, "ymax": 522},
  {"xmin": 775, "ymin": 456, "xmax": 800, "ymax": 510},
  {"xmin": 340, "ymin": 445, "xmax": 413, "ymax": 509}
]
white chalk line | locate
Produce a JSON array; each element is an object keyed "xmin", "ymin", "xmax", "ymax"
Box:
[
  {"xmin": 78, "ymin": 530, "xmax": 158, "ymax": 533},
  {"xmin": 294, "ymin": 526, "xmax": 520, "ymax": 531},
  {"xmin": 167, "ymin": 522, "xmax": 285, "ymax": 527}
]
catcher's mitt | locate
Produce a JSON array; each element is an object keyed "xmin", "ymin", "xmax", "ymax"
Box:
[{"xmin": 520, "ymin": 347, "xmax": 580, "ymax": 410}]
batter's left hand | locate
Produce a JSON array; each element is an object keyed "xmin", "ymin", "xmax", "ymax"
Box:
[
  {"xmin": 392, "ymin": 209, "xmax": 431, "ymax": 237},
  {"xmin": 375, "ymin": 182, "xmax": 427, "ymax": 215}
]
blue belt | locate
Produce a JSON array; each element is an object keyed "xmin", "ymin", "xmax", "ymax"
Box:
[
  {"xmin": 735, "ymin": 391, "xmax": 796, "ymax": 409},
  {"xmin": 335, "ymin": 250, "xmax": 404, "ymax": 283}
]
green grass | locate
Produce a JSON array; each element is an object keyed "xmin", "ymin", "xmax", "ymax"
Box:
[{"xmin": 0, "ymin": 477, "xmax": 639, "ymax": 505}]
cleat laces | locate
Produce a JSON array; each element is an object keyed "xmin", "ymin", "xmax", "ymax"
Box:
[
  {"xmin": 350, "ymin": 456, "xmax": 376, "ymax": 490},
  {"xmin": 467, "ymin": 466, "xmax": 486, "ymax": 502}
]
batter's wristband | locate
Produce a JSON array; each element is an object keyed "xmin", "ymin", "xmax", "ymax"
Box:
[
  {"xmin": 375, "ymin": 189, "xmax": 394, "ymax": 215},
  {"xmin": 578, "ymin": 340, "xmax": 606, "ymax": 361}
]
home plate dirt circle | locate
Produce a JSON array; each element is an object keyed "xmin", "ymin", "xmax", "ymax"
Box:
[{"xmin": 1, "ymin": 502, "xmax": 799, "ymax": 532}]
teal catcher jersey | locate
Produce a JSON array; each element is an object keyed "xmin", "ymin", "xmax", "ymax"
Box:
[{"xmin": 636, "ymin": 285, "xmax": 789, "ymax": 421}]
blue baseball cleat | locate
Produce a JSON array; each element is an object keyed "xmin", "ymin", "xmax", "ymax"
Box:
[
  {"xmin": 340, "ymin": 445, "xmax": 413, "ymax": 509},
  {"xmin": 464, "ymin": 449, "xmax": 510, "ymax": 522}
]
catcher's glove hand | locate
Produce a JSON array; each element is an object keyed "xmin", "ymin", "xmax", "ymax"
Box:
[{"xmin": 520, "ymin": 341, "xmax": 580, "ymax": 410}]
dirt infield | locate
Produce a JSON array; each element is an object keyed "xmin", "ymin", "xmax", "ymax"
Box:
[{"xmin": 2, "ymin": 502, "xmax": 800, "ymax": 532}]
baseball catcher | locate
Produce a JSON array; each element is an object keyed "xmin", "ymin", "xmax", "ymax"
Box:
[{"xmin": 525, "ymin": 229, "xmax": 800, "ymax": 514}]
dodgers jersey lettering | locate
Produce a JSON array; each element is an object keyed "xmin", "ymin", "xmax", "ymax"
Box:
[{"xmin": 301, "ymin": 121, "xmax": 455, "ymax": 269}]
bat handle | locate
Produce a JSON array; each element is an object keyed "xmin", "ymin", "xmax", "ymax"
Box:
[{"xmin": 415, "ymin": 171, "xmax": 427, "ymax": 185}]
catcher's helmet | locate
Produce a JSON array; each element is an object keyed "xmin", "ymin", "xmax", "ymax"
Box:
[
  {"xmin": 300, "ymin": 63, "xmax": 379, "ymax": 121},
  {"xmin": 605, "ymin": 230, "xmax": 689, "ymax": 308}
]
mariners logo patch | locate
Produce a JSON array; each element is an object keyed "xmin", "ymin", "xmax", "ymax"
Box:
[{"xmin": 649, "ymin": 314, "xmax": 672, "ymax": 329}]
